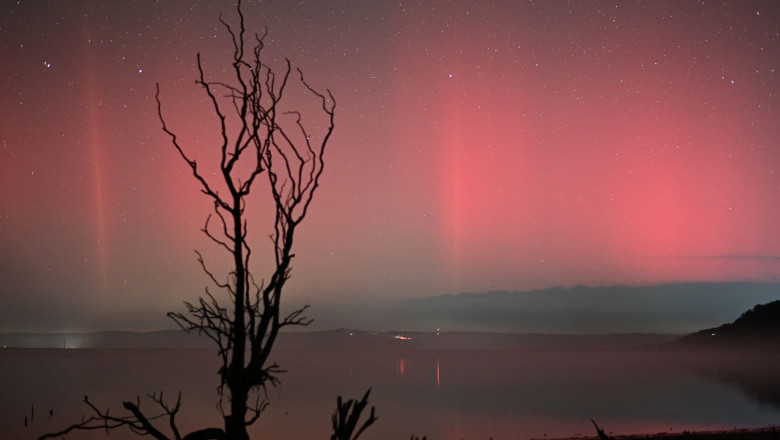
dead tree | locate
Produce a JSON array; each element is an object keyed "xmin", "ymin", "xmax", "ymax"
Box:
[
  {"xmin": 159, "ymin": 5, "xmax": 331, "ymax": 439},
  {"xmin": 40, "ymin": 2, "xmax": 374, "ymax": 440}
]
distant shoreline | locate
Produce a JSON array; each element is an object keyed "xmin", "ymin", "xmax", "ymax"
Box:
[
  {"xmin": 0, "ymin": 329, "xmax": 680, "ymax": 350},
  {"xmin": 541, "ymin": 425, "xmax": 780, "ymax": 440}
]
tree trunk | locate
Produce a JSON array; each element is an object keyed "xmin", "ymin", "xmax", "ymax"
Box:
[
  {"xmin": 225, "ymin": 413, "xmax": 249, "ymax": 440},
  {"xmin": 227, "ymin": 198, "xmax": 249, "ymax": 440}
]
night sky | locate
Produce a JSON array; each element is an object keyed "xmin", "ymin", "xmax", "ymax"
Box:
[{"xmin": 1, "ymin": 0, "xmax": 779, "ymax": 332}]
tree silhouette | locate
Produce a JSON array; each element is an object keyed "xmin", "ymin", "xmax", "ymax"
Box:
[{"xmin": 40, "ymin": 2, "xmax": 376, "ymax": 440}]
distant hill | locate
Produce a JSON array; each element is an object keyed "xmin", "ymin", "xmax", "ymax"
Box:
[
  {"xmin": 673, "ymin": 300, "xmax": 780, "ymax": 350},
  {"xmin": 396, "ymin": 282, "xmax": 780, "ymax": 334}
]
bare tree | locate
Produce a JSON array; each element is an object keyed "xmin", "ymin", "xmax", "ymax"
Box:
[{"xmin": 40, "ymin": 2, "xmax": 376, "ymax": 440}]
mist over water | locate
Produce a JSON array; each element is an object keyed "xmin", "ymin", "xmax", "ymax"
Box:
[{"xmin": 3, "ymin": 347, "xmax": 779, "ymax": 440}]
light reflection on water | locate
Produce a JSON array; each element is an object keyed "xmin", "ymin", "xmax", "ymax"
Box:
[{"xmin": 2, "ymin": 348, "xmax": 779, "ymax": 440}]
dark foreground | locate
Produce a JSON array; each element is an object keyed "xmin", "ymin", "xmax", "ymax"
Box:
[{"xmin": 546, "ymin": 426, "xmax": 780, "ymax": 440}]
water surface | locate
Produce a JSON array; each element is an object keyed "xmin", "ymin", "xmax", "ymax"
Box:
[{"xmin": 3, "ymin": 347, "xmax": 778, "ymax": 440}]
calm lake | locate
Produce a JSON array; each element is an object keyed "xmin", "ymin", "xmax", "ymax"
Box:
[{"xmin": 3, "ymin": 347, "xmax": 779, "ymax": 440}]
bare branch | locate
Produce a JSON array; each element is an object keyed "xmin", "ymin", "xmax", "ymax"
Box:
[
  {"xmin": 331, "ymin": 389, "xmax": 378, "ymax": 440},
  {"xmin": 121, "ymin": 400, "xmax": 169, "ymax": 440},
  {"xmin": 195, "ymin": 250, "xmax": 231, "ymax": 290},
  {"xmin": 156, "ymin": 84, "xmax": 230, "ymax": 213},
  {"xmin": 39, "ymin": 395, "xmax": 184, "ymax": 440},
  {"xmin": 150, "ymin": 392, "xmax": 183, "ymax": 440},
  {"xmin": 203, "ymin": 207, "xmax": 236, "ymax": 254},
  {"xmin": 282, "ymin": 303, "xmax": 314, "ymax": 327},
  {"xmin": 245, "ymin": 395, "xmax": 270, "ymax": 426}
]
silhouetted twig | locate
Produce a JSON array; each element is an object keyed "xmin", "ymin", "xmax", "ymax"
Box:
[
  {"xmin": 331, "ymin": 389, "xmax": 377, "ymax": 440},
  {"xmin": 591, "ymin": 419, "xmax": 613, "ymax": 440}
]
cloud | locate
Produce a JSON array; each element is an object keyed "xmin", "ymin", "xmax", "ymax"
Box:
[{"xmin": 660, "ymin": 255, "xmax": 780, "ymax": 261}]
